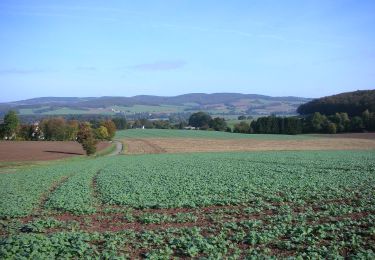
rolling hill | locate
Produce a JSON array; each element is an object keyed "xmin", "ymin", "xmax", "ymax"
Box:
[
  {"xmin": 297, "ymin": 90, "xmax": 375, "ymax": 116},
  {"xmin": 0, "ymin": 93, "xmax": 310, "ymax": 118}
]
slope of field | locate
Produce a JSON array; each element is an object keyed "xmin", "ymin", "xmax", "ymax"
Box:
[
  {"xmin": 124, "ymin": 137, "xmax": 375, "ymax": 154},
  {"xmin": 1, "ymin": 150, "xmax": 374, "ymax": 258},
  {"xmin": 117, "ymin": 129, "xmax": 375, "ymax": 154},
  {"xmin": 0, "ymin": 141, "xmax": 111, "ymax": 162},
  {"xmin": 116, "ymin": 129, "xmax": 315, "ymax": 140}
]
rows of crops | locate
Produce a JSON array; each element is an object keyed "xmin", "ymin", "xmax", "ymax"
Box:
[
  {"xmin": 115, "ymin": 128, "xmax": 315, "ymax": 140},
  {"xmin": 1, "ymin": 150, "xmax": 374, "ymax": 258},
  {"xmin": 45, "ymin": 162, "xmax": 108, "ymax": 215},
  {"xmin": 0, "ymin": 159, "xmax": 109, "ymax": 218},
  {"xmin": 97, "ymin": 151, "xmax": 375, "ymax": 208}
]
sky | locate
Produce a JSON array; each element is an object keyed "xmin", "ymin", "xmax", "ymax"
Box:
[{"xmin": 0, "ymin": 0, "xmax": 374, "ymax": 102}]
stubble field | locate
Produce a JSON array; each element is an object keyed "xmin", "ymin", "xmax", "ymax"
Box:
[{"xmin": 119, "ymin": 129, "xmax": 375, "ymax": 154}]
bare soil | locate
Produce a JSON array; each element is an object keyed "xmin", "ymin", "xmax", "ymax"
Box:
[
  {"xmin": 18, "ymin": 198, "xmax": 369, "ymax": 234},
  {"xmin": 124, "ymin": 137, "xmax": 375, "ymax": 154},
  {"xmin": 312, "ymin": 132, "xmax": 375, "ymax": 140},
  {"xmin": 0, "ymin": 141, "xmax": 111, "ymax": 162}
]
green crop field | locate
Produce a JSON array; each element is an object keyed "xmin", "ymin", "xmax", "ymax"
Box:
[
  {"xmin": 1, "ymin": 150, "xmax": 374, "ymax": 258},
  {"xmin": 115, "ymin": 129, "xmax": 316, "ymax": 140}
]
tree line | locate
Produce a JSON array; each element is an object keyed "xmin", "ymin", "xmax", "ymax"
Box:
[
  {"xmin": 233, "ymin": 110, "xmax": 375, "ymax": 135},
  {"xmin": 188, "ymin": 112, "xmax": 231, "ymax": 132},
  {"xmin": 0, "ymin": 111, "xmax": 117, "ymax": 155}
]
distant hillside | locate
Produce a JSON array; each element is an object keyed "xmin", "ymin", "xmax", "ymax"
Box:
[
  {"xmin": 297, "ymin": 90, "xmax": 375, "ymax": 116},
  {"xmin": 0, "ymin": 93, "xmax": 310, "ymax": 118}
]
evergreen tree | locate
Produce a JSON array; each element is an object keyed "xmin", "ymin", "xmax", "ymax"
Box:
[{"xmin": 3, "ymin": 110, "xmax": 19, "ymax": 140}]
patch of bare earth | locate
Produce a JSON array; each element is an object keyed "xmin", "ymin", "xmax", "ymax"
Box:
[
  {"xmin": 124, "ymin": 138, "xmax": 166, "ymax": 154},
  {"xmin": 124, "ymin": 137, "xmax": 375, "ymax": 154},
  {"xmin": 0, "ymin": 141, "xmax": 111, "ymax": 162},
  {"xmin": 311, "ymin": 132, "xmax": 375, "ymax": 140},
  {"xmin": 17, "ymin": 198, "xmax": 372, "ymax": 234}
]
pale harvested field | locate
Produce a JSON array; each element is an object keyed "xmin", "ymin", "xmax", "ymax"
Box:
[{"xmin": 123, "ymin": 137, "xmax": 375, "ymax": 154}]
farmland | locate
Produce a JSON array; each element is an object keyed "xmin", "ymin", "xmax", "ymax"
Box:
[
  {"xmin": 117, "ymin": 129, "xmax": 375, "ymax": 154},
  {"xmin": 116, "ymin": 129, "xmax": 316, "ymax": 140},
  {"xmin": 0, "ymin": 141, "xmax": 111, "ymax": 162},
  {"xmin": 1, "ymin": 150, "xmax": 375, "ymax": 258}
]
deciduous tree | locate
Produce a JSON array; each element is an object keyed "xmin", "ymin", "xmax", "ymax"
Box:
[
  {"xmin": 188, "ymin": 112, "xmax": 212, "ymax": 128},
  {"xmin": 77, "ymin": 122, "xmax": 97, "ymax": 156},
  {"xmin": 101, "ymin": 120, "xmax": 116, "ymax": 140}
]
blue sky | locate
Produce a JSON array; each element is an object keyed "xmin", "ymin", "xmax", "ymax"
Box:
[{"xmin": 0, "ymin": 0, "xmax": 374, "ymax": 102}]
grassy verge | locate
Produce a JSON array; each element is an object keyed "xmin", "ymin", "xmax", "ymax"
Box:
[
  {"xmin": 120, "ymin": 140, "xmax": 128, "ymax": 155},
  {"xmin": 95, "ymin": 142, "xmax": 116, "ymax": 157}
]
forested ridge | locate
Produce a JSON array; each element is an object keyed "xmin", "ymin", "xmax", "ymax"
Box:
[{"xmin": 297, "ymin": 90, "xmax": 375, "ymax": 116}]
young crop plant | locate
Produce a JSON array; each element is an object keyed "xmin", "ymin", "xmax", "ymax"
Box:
[
  {"xmin": 96, "ymin": 151, "xmax": 375, "ymax": 209},
  {"xmin": 1, "ymin": 150, "xmax": 375, "ymax": 258},
  {"xmin": 45, "ymin": 163, "xmax": 107, "ymax": 215},
  {"xmin": 0, "ymin": 162, "xmax": 84, "ymax": 217}
]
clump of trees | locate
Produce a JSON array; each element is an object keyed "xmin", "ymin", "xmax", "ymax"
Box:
[
  {"xmin": 77, "ymin": 122, "xmax": 98, "ymax": 155},
  {"xmin": 0, "ymin": 111, "xmax": 19, "ymax": 140},
  {"xmin": 0, "ymin": 111, "xmax": 118, "ymax": 155},
  {"xmin": 40, "ymin": 118, "xmax": 79, "ymax": 141},
  {"xmin": 233, "ymin": 110, "xmax": 375, "ymax": 135},
  {"xmin": 189, "ymin": 112, "xmax": 212, "ymax": 129},
  {"xmin": 302, "ymin": 111, "xmax": 375, "ymax": 134},
  {"xmin": 188, "ymin": 112, "xmax": 230, "ymax": 132},
  {"xmin": 238, "ymin": 115, "xmax": 252, "ymax": 120},
  {"xmin": 112, "ymin": 117, "xmax": 127, "ymax": 130},
  {"xmin": 251, "ymin": 116, "xmax": 302, "ymax": 135}
]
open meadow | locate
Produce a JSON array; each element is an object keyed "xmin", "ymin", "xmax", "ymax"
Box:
[{"xmin": 0, "ymin": 130, "xmax": 375, "ymax": 258}]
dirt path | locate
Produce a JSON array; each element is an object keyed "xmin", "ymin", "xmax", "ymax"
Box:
[{"xmin": 107, "ymin": 141, "xmax": 123, "ymax": 156}]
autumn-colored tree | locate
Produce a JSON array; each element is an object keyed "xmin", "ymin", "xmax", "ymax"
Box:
[
  {"xmin": 67, "ymin": 120, "xmax": 79, "ymax": 140},
  {"xmin": 101, "ymin": 120, "xmax": 116, "ymax": 140},
  {"xmin": 40, "ymin": 118, "xmax": 79, "ymax": 141},
  {"xmin": 18, "ymin": 125, "xmax": 34, "ymax": 140},
  {"xmin": 95, "ymin": 126, "xmax": 109, "ymax": 140},
  {"xmin": 77, "ymin": 122, "xmax": 97, "ymax": 156}
]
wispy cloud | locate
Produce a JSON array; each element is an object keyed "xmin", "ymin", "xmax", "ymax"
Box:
[
  {"xmin": 131, "ymin": 60, "xmax": 187, "ymax": 71},
  {"xmin": 76, "ymin": 66, "xmax": 97, "ymax": 71},
  {"xmin": 152, "ymin": 23, "xmax": 342, "ymax": 48},
  {"xmin": 0, "ymin": 3, "xmax": 145, "ymax": 22},
  {"xmin": 0, "ymin": 68, "xmax": 47, "ymax": 75}
]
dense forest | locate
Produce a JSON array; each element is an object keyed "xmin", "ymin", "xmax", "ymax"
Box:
[
  {"xmin": 297, "ymin": 90, "xmax": 375, "ymax": 116},
  {"xmin": 233, "ymin": 89, "xmax": 375, "ymax": 135},
  {"xmin": 232, "ymin": 110, "xmax": 375, "ymax": 135}
]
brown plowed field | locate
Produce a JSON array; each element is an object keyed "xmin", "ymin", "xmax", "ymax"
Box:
[
  {"xmin": 0, "ymin": 141, "xmax": 111, "ymax": 162},
  {"xmin": 312, "ymin": 132, "xmax": 375, "ymax": 139},
  {"xmin": 124, "ymin": 137, "xmax": 375, "ymax": 154}
]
